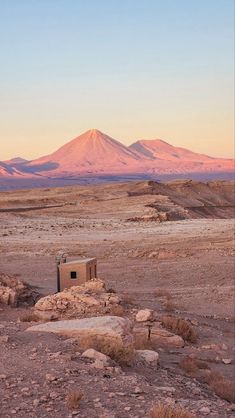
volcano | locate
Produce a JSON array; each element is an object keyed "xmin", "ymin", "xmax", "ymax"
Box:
[
  {"xmin": 27, "ymin": 129, "xmax": 143, "ymax": 176},
  {"xmin": 2, "ymin": 129, "xmax": 234, "ymax": 186}
]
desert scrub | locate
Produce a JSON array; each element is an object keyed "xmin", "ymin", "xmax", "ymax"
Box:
[
  {"xmin": 20, "ymin": 311, "xmax": 39, "ymax": 322},
  {"xmin": 161, "ymin": 315, "xmax": 197, "ymax": 343},
  {"xmin": 164, "ymin": 298, "xmax": 176, "ymax": 312},
  {"xmin": 149, "ymin": 403, "xmax": 195, "ymax": 418},
  {"xmin": 121, "ymin": 293, "xmax": 134, "ymax": 306},
  {"xmin": 206, "ymin": 372, "xmax": 235, "ymax": 403},
  {"xmin": 79, "ymin": 335, "xmax": 135, "ymax": 366},
  {"xmin": 180, "ymin": 356, "xmax": 210, "ymax": 374},
  {"xmin": 154, "ymin": 288, "xmax": 172, "ymax": 299},
  {"xmin": 107, "ymin": 304, "xmax": 125, "ymax": 316},
  {"xmin": 66, "ymin": 390, "xmax": 84, "ymax": 410},
  {"xmin": 154, "ymin": 288, "xmax": 176, "ymax": 311},
  {"xmin": 133, "ymin": 333, "xmax": 153, "ymax": 350}
]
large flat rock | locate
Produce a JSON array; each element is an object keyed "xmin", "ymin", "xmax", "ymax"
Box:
[
  {"xmin": 134, "ymin": 326, "xmax": 184, "ymax": 348},
  {"xmin": 27, "ymin": 316, "xmax": 133, "ymax": 344}
]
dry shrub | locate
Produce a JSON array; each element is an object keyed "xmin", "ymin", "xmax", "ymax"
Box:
[
  {"xmin": 154, "ymin": 288, "xmax": 176, "ymax": 311},
  {"xmin": 205, "ymin": 372, "xmax": 235, "ymax": 403},
  {"xmin": 205, "ymin": 371, "xmax": 223, "ymax": 385},
  {"xmin": 213, "ymin": 380, "xmax": 235, "ymax": 403},
  {"xmin": 121, "ymin": 293, "xmax": 134, "ymax": 306},
  {"xmin": 79, "ymin": 335, "xmax": 135, "ymax": 366},
  {"xmin": 161, "ymin": 315, "xmax": 197, "ymax": 343},
  {"xmin": 107, "ymin": 288, "xmax": 116, "ymax": 293},
  {"xmin": 164, "ymin": 298, "xmax": 176, "ymax": 312},
  {"xmin": 134, "ymin": 333, "xmax": 153, "ymax": 350},
  {"xmin": 154, "ymin": 288, "xmax": 171, "ymax": 299},
  {"xmin": 66, "ymin": 390, "xmax": 84, "ymax": 410},
  {"xmin": 20, "ymin": 312, "xmax": 39, "ymax": 322},
  {"xmin": 149, "ymin": 403, "xmax": 195, "ymax": 418},
  {"xmin": 108, "ymin": 304, "xmax": 125, "ymax": 316},
  {"xmin": 180, "ymin": 356, "xmax": 210, "ymax": 374}
]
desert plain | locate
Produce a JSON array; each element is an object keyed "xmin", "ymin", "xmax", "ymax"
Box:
[{"xmin": 0, "ymin": 180, "xmax": 234, "ymax": 418}]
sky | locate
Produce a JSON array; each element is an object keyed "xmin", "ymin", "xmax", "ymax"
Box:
[{"xmin": 0, "ymin": 0, "xmax": 234, "ymax": 160}]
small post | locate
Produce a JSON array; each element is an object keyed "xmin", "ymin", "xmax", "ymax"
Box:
[
  {"xmin": 145, "ymin": 321, "xmax": 154, "ymax": 341},
  {"xmin": 55, "ymin": 251, "xmax": 67, "ymax": 293}
]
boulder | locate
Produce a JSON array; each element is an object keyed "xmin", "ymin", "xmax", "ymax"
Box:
[
  {"xmin": 222, "ymin": 358, "xmax": 232, "ymax": 364},
  {"xmin": 34, "ymin": 279, "xmax": 122, "ymax": 320},
  {"xmin": 152, "ymin": 328, "xmax": 184, "ymax": 347},
  {"xmin": 135, "ymin": 309, "xmax": 155, "ymax": 322},
  {"xmin": 82, "ymin": 348, "xmax": 111, "ymax": 365},
  {"xmin": 0, "ymin": 287, "xmax": 17, "ymax": 306},
  {"xmin": 0, "ymin": 274, "xmax": 39, "ymax": 307},
  {"xmin": 27, "ymin": 316, "xmax": 133, "ymax": 344},
  {"xmin": 82, "ymin": 348, "xmax": 109, "ymax": 361},
  {"xmin": 92, "ymin": 359, "xmax": 110, "ymax": 369},
  {"xmin": 0, "ymin": 335, "xmax": 9, "ymax": 343},
  {"xmin": 134, "ymin": 326, "xmax": 184, "ymax": 348},
  {"xmin": 136, "ymin": 349, "xmax": 159, "ymax": 366}
]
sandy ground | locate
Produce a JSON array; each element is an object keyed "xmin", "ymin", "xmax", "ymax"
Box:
[
  {"xmin": 0, "ymin": 181, "xmax": 234, "ymax": 417},
  {"xmin": 0, "ymin": 210, "xmax": 234, "ymax": 318}
]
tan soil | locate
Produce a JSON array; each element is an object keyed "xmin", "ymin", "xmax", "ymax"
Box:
[{"xmin": 0, "ymin": 180, "xmax": 234, "ymax": 417}]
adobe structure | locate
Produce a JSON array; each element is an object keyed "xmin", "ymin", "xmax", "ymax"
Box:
[{"xmin": 57, "ymin": 258, "xmax": 97, "ymax": 292}]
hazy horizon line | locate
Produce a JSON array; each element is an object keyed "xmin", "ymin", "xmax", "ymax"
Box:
[{"xmin": 3, "ymin": 127, "xmax": 235, "ymax": 162}]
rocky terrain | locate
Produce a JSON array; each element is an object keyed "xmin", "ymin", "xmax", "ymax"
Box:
[{"xmin": 0, "ymin": 180, "xmax": 234, "ymax": 417}]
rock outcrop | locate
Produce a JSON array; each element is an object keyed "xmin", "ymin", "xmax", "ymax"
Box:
[
  {"xmin": 135, "ymin": 309, "xmax": 155, "ymax": 322},
  {"xmin": 81, "ymin": 348, "xmax": 112, "ymax": 367},
  {"xmin": 127, "ymin": 213, "xmax": 168, "ymax": 222},
  {"xmin": 136, "ymin": 349, "xmax": 159, "ymax": 366},
  {"xmin": 34, "ymin": 279, "xmax": 121, "ymax": 320},
  {"xmin": 134, "ymin": 326, "xmax": 184, "ymax": 348},
  {"xmin": 0, "ymin": 274, "xmax": 39, "ymax": 307}
]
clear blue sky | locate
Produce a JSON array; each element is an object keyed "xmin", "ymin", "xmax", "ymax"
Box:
[{"xmin": 0, "ymin": 0, "xmax": 234, "ymax": 159}]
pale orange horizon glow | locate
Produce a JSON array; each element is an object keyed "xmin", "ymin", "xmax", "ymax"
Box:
[
  {"xmin": 1, "ymin": 1, "xmax": 234, "ymax": 162},
  {"xmin": 1, "ymin": 116, "xmax": 234, "ymax": 161}
]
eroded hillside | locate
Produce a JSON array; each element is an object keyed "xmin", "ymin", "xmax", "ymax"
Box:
[{"xmin": 0, "ymin": 180, "xmax": 234, "ymax": 221}]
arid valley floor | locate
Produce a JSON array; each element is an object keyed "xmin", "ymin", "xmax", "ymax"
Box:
[{"xmin": 0, "ymin": 180, "xmax": 234, "ymax": 418}]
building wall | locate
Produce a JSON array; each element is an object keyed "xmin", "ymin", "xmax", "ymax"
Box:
[
  {"xmin": 86, "ymin": 260, "xmax": 97, "ymax": 280},
  {"xmin": 59, "ymin": 260, "xmax": 97, "ymax": 291}
]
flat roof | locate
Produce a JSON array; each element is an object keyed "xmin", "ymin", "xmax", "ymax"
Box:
[{"xmin": 61, "ymin": 258, "xmax": 96, "ymax": 266}]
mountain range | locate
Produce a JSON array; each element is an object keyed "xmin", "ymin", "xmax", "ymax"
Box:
[{"xmin": 1, "ymin": 129, "xmax": 234, "ymax": 186}]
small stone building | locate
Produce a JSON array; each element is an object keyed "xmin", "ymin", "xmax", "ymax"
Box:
[{"xmin": 58, "ymin": 258, "xmax": 97, "ymax": 291}]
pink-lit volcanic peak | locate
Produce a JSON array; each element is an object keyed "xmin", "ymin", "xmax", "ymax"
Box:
[
  {"xmin": 1, "ymin": 130, "xmax": 234, "ymax": 185},
  {"xmin": 27, "ymin": 129, "xmax": 143, "ymax": 175}
]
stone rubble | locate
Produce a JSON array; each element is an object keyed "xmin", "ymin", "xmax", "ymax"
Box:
[
  {"xmin": 34, "ymin": 279, "xmax": 122, "ymax": 320},
  {"xmin": 0, "ymin": 274, "xmax": 39, "ymax": 307}
]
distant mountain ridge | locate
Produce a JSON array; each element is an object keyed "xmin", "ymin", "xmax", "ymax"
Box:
[
  {"xmin": 130, "ymin": 139, "xmax": 214, "ymax": 162},
  {"xmin": 0, "ymin": 161, "xmax": 26, "ymax": 177},
  {"xmin": 1, "ymin": 129, "xmax": 234, "ymax": 182},
  {"xmin": 5, "ymin": 157, "xmax": 29, "ymax": 165}
]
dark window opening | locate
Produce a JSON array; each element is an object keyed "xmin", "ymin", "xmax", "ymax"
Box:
[
  {"xmin": 70, "ymin": 271, "xmax": 77, "ymax": 279},
  {"xmin": 95, "ymin": 264, "xmax": 97, "ymax": 277},
  {"xmin": 89, "ymin": 267, "xmax": 92, "ymax": 280}
]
